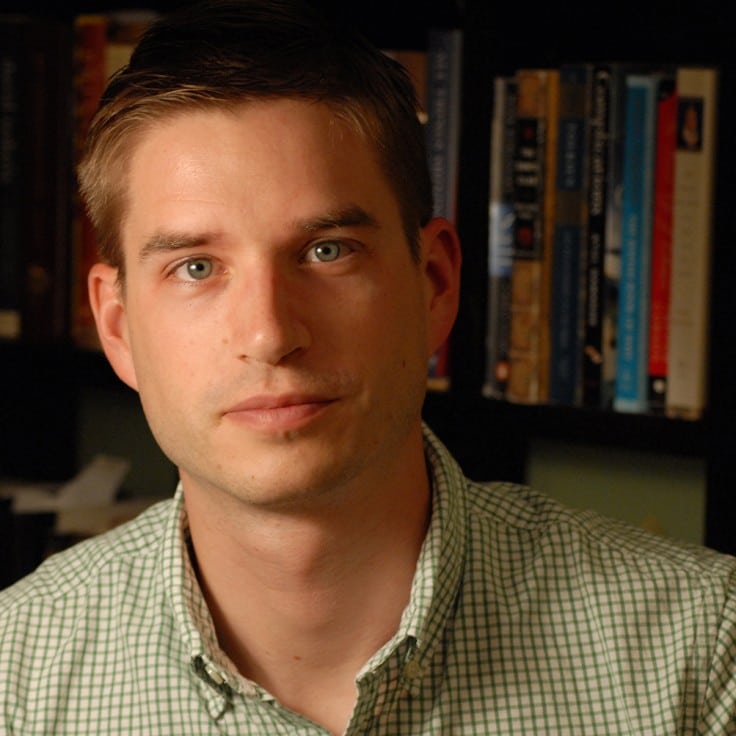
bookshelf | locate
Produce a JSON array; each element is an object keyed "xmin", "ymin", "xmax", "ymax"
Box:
[
  {"xmin": 444, "ymin": 0, "xmax": 735, "ymax": 555},
  {"xmin": 0, "ymin": 0, "xmax": 734, "ymax": 566}
]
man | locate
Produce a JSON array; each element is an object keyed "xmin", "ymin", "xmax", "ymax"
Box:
[{"xmin": 1, "ymin": 1, "xmax": 734, "ymax": 734}]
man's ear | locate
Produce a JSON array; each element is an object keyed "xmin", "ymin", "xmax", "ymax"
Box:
[
  {"xmin": 420, "ymin": 217, "xmax": 462, "ymax": 356},
  {"xmin": 88, "ymin": 263, "xmax": 139, "ymax": 391}
]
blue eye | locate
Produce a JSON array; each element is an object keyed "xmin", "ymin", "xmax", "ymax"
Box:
[
  {"xmin": 183, "ymin": 258, "xmax": 213, "ymax": 280},
  {"xmin": 311, "ymin": 242, "xmax": 342, "ymax": 262}
]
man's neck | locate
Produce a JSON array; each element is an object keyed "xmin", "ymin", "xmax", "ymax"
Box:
[{"xmin": 182, "ymin": 443, "xmax": 432, "ymax": 734}]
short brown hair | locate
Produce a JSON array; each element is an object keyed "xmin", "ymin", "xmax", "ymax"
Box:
[{"xmin": 77, "ymin": 0, "xmax": 433, "ymax": 275}]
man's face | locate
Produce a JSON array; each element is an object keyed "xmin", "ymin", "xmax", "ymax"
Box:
[{"xmin": 91, "ymin": 99, "xmax": 458, "ymax": 510}]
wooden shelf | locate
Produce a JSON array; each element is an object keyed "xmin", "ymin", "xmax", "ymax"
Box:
[{"xmin": 424, "ymin": 391, "xmax": 706, "ymax": 476}]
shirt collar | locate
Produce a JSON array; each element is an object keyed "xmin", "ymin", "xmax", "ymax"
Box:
[
  {"xmin": 162, "ymin": 484, "xmax": 244, "ymax": 718},
  {"xmin": 358, "ymin": 424, "xmax": 467, "ymax": 694}
]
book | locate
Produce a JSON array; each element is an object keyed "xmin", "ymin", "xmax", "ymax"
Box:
[
  {"xmin": 549, "ymin": 63, "xmax": 592, "ymax": 405},
  {"xmin": 647, "ymin": 73, "xmax": 677, "ymax": 413},
  {"xmin": 580, "ymin": 65, "xmax": 611, "ymax": 406},
  {"xmin": 614, "ymin": 73, "xmax": 660, "ymax": 413},
  {"xmin": 106, "ymin": 10, "xmax": 158, "ymax": 82},
  {"xmin": 17, "ymin": 17, "xmax": 74, "ymax": 343},
  {"xmin": 666, "ymin": 66, "xmax": 718, "ymax": 420},
  {"xmin": 425, "ymin": 27, "xmax": 462, "ymax": 224},
  {"xmin": 425, "ymin": 27, "xmax": 462, "ymax": 390},
  {"xmin": 0, "ymin": 16, "xmax": 25, "ymax": 340},
  {"xmin": 507, "ymin": 67, "xmax": 559, "ymax": 404},
  {"xmin": 70, "ymin": 11, "xmax": 157, "ymax": 351},
  {"xmin": 69, "ymin": 14, "xmax": 108, "ymax": 351},
  {"xmin": 381, "ymin": 47, "xmax": 428, "ymax": 124},
  {"xmin": 582, "ymin": 63, "xmax": 633, "ymax": 409},
  {"xmin": 483, "ymin": 76, "xmax": 517, "ymax": 400}
]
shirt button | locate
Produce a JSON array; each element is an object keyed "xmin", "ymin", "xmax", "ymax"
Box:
[{"xmin": 403, "ymin": 660, "xmax": 423, "ymax": 681}]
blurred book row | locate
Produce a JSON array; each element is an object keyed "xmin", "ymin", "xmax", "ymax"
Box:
[
  {"xmin": 0, "ymin": 10, "xmax": 160, "ymax": 350},
  {"xmin": 483, "ymin": 63, "xmax": 717, "ymax": 420}
]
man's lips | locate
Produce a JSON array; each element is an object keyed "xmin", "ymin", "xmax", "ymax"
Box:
[
  {"xmin": 223, "ymin": 394, "xmax": 337, "ymax": 431},
  {"xmin": 226, "ymin": 393, "xmax": 336, "ymax": 412}
]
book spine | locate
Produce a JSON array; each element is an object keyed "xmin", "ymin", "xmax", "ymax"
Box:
[
  {"xmin": 666, "ymin": 67, "xmax": 718, "ymax": 420},
  {"xmin": 614, "ymin": 74, "xmax": 659, "ymax": 413},
  {"xmin": 105, "ymin": 9, "xmax": 159, "ymax": 78},
  {"xmin": 425, "ymin": 27, "xmax": 462, "ymax": 222},
  {"xmin": 68, "ymin": 11, "xmax": 158, "ymax": 350},
  {"xmin": 549, "ymin": 64, "xmax": 591, "ymax": 405},
  {"xmin": 483, "ymin": 76, "xmax": 517, "ymax": 400},
  {"xmin": 598, "ymin": 65, "xmax": 629, "ymax": 409},
  {"xmin": 70, "ymin": 15, "xmax": 108, "ymax": 351},
  {"xmin": 0, "ymin": 18, "xmax": 24, "ymax": 340},
  {"xmin": 19, "ymin": 18, "xmax": 73, "ymax": 343},
  {"xmin": 380, "ymin": 48, "xmax": 428, "ymax": 124},
  {"xmin": 647, "ymin": 73, "xmax": 677, "ymax": 412},
  {"xmin": 538, "ymin": 70, "xmax": 560, "ymax": 404},
  {"xmin": 581, "ymin": 65, "xmax": 612, "ymax": 407},
  {"xmin": 425, "ymin": 27, "xmax": 462, "ymax": 390},
  {"xmin": 507, "ymin": 68, "xmax": 559, "ymax": 404},
  {"xmin": 50, "ymin": 23, "xmax": 75, "ymax": 343}
]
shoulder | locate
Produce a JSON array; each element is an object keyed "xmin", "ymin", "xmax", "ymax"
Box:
[
  {"xmin": 423, "ymin": 422, "xmax": 735, "ymax": 589},
  {"xmin": 0, "ymin": 498, "xmax": 175, "ymax": 695},
  {"xmin": 0, "ymin": 497, "xmax": 174, "ymax": 614},
  {"xmin": 463, "ymin": 478, "xmax": 736, "ymax": 592},
  {"xmin": 0, "ymin": 498, "xmax": 187, "ymax": 730},
  {"xmin": 460, "ymin": 480, "xmax": 736, "ymax": 727}
]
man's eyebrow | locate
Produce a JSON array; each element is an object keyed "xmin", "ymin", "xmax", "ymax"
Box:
[
  {"xmin": 138, "ymin": 206, "xmax": 379, "ymax": 261},
  {"xmin": 139, "ymin": 232, "xmax": 215, "ymax": 261},
  {"xmin": 297, "ymin": 205, "xmax": 380, "ymax": 232}
]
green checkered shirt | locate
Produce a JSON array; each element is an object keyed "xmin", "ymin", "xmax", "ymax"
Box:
[{"xmin": 1, "ymin": 426, "xmax": 735, "ymax": 734}]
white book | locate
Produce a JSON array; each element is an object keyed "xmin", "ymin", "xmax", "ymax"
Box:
[
  {"xmin": 666, "ymin": 67, "xmax": 718, "ymax": 420},
  {"xmin": 483, "ymin": 76, "xmax": 516, "ymax": 400}
]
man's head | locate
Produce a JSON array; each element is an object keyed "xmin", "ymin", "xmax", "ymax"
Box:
[
  {"xmin": 86, "ymin": 0, "xmax": 461, "ymax": 512},
  {"xmin": 78, "ymin": 0, "xmax": 433, "ymax": 277}
]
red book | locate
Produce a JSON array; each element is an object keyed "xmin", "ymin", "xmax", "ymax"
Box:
[
  {"xmin": 70, "ymin": 15, "xmax": 108, "ymax": 350},
  {"xmin": 647, "ymin": 73, "xmax": 677, "ymax": 412}
]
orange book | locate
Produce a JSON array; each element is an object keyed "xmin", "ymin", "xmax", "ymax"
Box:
[{"xmin": 507, "ymin": 68, "xmax": 560, "ymax": 404}]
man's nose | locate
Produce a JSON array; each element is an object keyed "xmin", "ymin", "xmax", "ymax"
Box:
[{"xmin": 231, "ymin": 268, "xmax": 311, "ymax": 366}]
